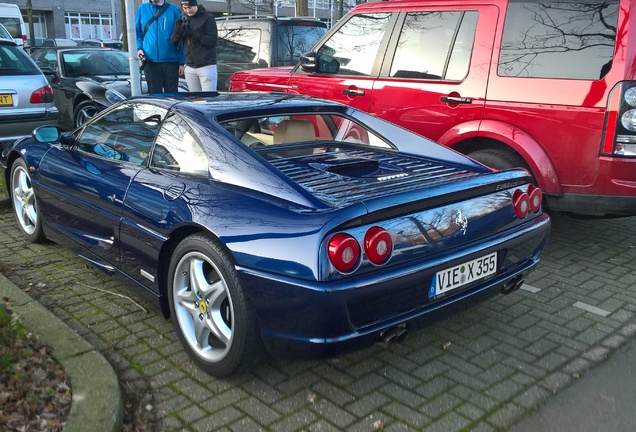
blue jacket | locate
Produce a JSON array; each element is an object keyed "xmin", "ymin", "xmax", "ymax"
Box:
[{"xmin": 135, "ymin": 1, "xmax": 185, "ymax": 64}]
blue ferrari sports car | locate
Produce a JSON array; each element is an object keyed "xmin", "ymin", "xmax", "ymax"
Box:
[{"xmin": 1, "ymin": 93, "xmax": 550, "ymax": 377}]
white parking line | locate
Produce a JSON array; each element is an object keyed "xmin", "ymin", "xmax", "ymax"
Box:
[
  {"xmin": 573, "ymin": 301, "xmax": 611, "ymax": 317},
  {"xmin": 520, "ymin": 284, "xmax": 541, "ymax": 293}
]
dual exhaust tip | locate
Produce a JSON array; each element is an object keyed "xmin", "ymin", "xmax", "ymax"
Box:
[{"xmin": 377, "ymin": 274, "xmax": 524, "ymax": 348}]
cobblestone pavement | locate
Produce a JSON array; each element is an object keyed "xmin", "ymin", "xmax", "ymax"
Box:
[{"xmin": 1, "ymin": 187, "xmax": 635, "ymax": 431}]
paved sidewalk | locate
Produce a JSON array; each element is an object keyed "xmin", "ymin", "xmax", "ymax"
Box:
[
  {"xmin": 1, "ymin": 185, "xmax": 636, "ymax": 431},
  {"xmin": 510, "ymin": 335, "xmax": 636, "ymax": 432},
  {"xmin": 0, "ymin": 273, "xmax": 123, "ymax": 432}
]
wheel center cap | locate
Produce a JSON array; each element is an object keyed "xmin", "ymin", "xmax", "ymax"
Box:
[{"xmin": 199, "ymin": 302, "xmax": 207, "ymax": 314}]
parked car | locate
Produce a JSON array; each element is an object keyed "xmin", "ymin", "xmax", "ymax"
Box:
[
  {"xmin": 30, "ymin": 47, "xmax": 137, "ymax": 129},
  {"xmin": 0, "ymin": 38, "xmax": 58, "ymax": 147},
  {"xmin": 0, "ymin": 22, "xmax": 12, "ymax": 41},
  {"xmin": 231, "ymin": 0, "xmax": 636, "ymax": 217},
  {"xmin": 1, "ymin": 93, "xmax": 550, "ymax": 376},
  {"xmin": 40, "ymin": 38, "xmax": 78, "ymax": 47},
  {"xmin": 0, "ymin": 2, "xmax": 26, "ymax": 48},
  {"xmin": 77, "ymin": 38, "xmax": 123, "ymax": 50},
  {"xmin": 216, "ymin": 15, "xmax": 327, "ymax": 90}
]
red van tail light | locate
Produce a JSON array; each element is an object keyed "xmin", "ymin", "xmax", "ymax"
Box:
[
  {"xmin": 328, "ymin": 233, "xmax": 360, "ymax": 273},
  {"xmin": 512, "ymin": 189, "xmax": 530, "ymax": 219},
  {"xmin": 30, "ymin": 85, "xmax": 54, "ymax": 103},
  {"xmin": 603, "ymin": 82, "xmax": 636, "ymax": 156},
  {"xmin": 364, "ymin": 226, "xmax": 393, "ymax": 265},
  {"xmin": 527, "ymin": 185, "xmax": 543, "ymax": 213}
]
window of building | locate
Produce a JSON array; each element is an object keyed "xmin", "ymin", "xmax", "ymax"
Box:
[{"xmin": 65, "ymin": 12, "xmax": 114, "ymax": 40}]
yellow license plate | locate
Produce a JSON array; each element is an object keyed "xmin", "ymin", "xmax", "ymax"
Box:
[{"xmin": 0, "ymin": 94, "xmax": 13, "ymax": 106}]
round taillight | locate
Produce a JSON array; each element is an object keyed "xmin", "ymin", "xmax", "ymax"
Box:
[
  {"xmin": 364, "ymin": 226, "xmax": 393, "ymax": 265},
  {"xmin": 528, "ymin": 185, "xmax": 543, "ymax": 213},
  {"xmin": 328, "ymin": 233, "xmax": 360, "ymax": 273},
  {"xmin": 512, "ymin": 189, "xmax": 530, "ymax": 219}
]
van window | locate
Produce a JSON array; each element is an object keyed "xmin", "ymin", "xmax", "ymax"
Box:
[
  {"xmin": 317, "ymin": 13, "xmax": 392, "ymax": 77},
  {"xmin": 389, "ymin": 11, "xmax": 478, "ymax": 80},
  {"xmin": 499, "ymin": 0, "xmax": 619, "ymax": 79},
  {"xmin": 0, "ymin": 18, "xmax": 21, "ymax": 39},
  {"xmin": 218, "ymin": 28, "xmax": 263, "ymax": 65}
]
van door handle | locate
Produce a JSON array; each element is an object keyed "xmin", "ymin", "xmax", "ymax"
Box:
[
  {"xmin": 342, "ymin": 88, "xmax": 366, "ymax": 96},
  {"xmin": 440, "ymin": 96, "xmax": 473, "ymax": 104}
]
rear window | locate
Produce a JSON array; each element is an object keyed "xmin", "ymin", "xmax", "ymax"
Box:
[
  {"xmin": 499, "ymin": 0, "xmax": 619, "ymax": 79},
  {"xmin": 0, "ymin": 43, "xmax": 40, "ymax": 75},
  {"xmin": 0, "ymin": 18, "xmax": 21, "ymax": 39},
  {"xmin": 217, "ymin": 28, "xmax": 262, "ymax": 64},
  {"xmin": 275, "ymin": 22, "xmax": 327, "ymax": 66}
]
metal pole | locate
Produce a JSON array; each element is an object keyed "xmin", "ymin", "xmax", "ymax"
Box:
[
  {"xmin": 124, "ymin": 0, "xmax": 141, "ymax": 96},
  {"xmin": 110, "ymin": 0, "xmax": 117, "ymax": 39}
]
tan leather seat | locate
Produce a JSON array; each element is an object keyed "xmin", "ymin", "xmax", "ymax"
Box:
[{"xmin": 273, "ymin": 119, "xmax": 316, "ymax": 144}]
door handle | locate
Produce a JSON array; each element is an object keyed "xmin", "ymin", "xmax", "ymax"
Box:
[
  {"xmin": 440, "ymin": 96, "xmax": 473, "ymax": 104},
  {"xmin": 342, "ymin": 88, "xmax": 366, "ymax": 96}
]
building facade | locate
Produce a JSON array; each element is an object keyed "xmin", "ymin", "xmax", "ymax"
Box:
[{"xmin": 3, "ymin": 0, "xmax": 353, "ymax": 43}]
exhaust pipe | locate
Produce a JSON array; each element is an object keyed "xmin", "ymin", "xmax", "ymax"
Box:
[
  {"xmin": 379, "ymin": 323, "xmax": 409, "ymax": 348},
  {"xmin": 501, "ymin": 275, "xmax": 524, "ymax": 295}
]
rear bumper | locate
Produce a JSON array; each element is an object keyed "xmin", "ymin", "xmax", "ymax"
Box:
[
  {"xmin": 551, "ymin": 156, "xmax": 636, "ymax": 216},
  {"xmin": 546, "ymin": 193, "xmax": 636, "ymax": 216},
  {"xmin": 0, "ymin": 109, "xmax": 59, "ymax": 147},
  {"xmin": 239, "ymin": 213, "xmax": 551, "ymax": 359}
]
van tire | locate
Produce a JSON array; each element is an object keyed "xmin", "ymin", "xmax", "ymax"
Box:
[{"xmin": 467, "ymin": 149, "xmax": 529, "ymax": 172}]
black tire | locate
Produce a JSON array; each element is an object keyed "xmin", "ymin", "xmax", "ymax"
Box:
[
  {"xmin": 467, "ymin": 148, "xmax": 530, "ymax": 172},
  {"xmin": 73, "ymin": 100, "xmax": 99, "ymax": 128},
  {"xmin": 167, "ymin": 233, "xmax": 265, "ymax": 377},
  {"xmin": 10, "ymin": 159, "xmax": 46, "ymax": 243}
]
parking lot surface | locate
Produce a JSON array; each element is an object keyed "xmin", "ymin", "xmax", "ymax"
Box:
[{"xmin": 1, "ymin": 187, "xmax": 635, "ymax": 431}]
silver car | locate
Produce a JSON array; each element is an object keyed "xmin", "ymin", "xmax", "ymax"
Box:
[
  {"xmin": 0, "ymin": 23, "xmax": 11, "ymax": 41},
  {"xmin": 0, "ymin": 38, "xmax": 58, "ymax": 147}
]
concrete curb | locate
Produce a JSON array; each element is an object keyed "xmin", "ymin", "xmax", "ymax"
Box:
[{"xmin": 0, "ymin": 273, "xmax": 123, "ymax": 432}]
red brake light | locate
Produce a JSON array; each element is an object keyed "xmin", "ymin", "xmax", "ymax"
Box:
[
  {"xmin": 527, "ymin": 185, "xmax": 543, "ymax": 213},
  {"xmin": 364, "ymin": 226, "xmax": 393, "ymax": 265},
  {"xmin": 512, "ymin": 189, "xmax": 530, "ymax": 219},
  {"xmin": 328, "ymin": 233, "xmax": 360, "ymax": 273},
  {"xmin": 30, "ymin": 85, "xmax": 54, "ymax": 104}
]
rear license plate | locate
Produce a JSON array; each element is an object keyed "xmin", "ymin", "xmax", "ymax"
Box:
[
  {"xmin": 0, "ymin": 94, "xmax": 13, "ymax": 106},
  {"xmin": 429, "ymin": 252, "xmax": 497, "ymax": 298}
]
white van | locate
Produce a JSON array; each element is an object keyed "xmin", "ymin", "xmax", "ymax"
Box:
[{"xmin": 0, "ymin": 3, "xmax": 26, "ymax": 47}]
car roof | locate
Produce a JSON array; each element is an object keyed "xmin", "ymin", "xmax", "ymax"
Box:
[
  {"xmin": 216, "ymin": 15, "xmax": 327, "ymax": 25},
  {"xmin": 0, "ymin": 38, "xmax": 18, "ymax": 47},
  {"xmin": 130, "ymin": 92, "xmax": 348, "ymax": 117}
]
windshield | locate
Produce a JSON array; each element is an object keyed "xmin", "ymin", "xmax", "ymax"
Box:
[{"xmin": 62, "ymin": 50, "xmax": 129, "ymax": 77}]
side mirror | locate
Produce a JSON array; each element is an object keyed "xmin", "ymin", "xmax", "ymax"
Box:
[
  {"xmin": 300, "ymin": 51, "xmax": 317, "ymax": 73},
  {"xmin": 33, "ymin": 125, "xmax": 61, "ymax": 143},
  {"xmin": 40, "ymin": 67, "xmax": 58, "ymax": 79},
  {"xmin": 300, "ymin": 51, "xmax": 340, "ymax": 74}
]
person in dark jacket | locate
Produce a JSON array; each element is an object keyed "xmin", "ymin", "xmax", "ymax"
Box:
[
  {"xmin": 135, "ymin": 0, "xmax": 185, "ymax": 94},
  {"xmin": 171, "ymin": 0, "xmax": 218, "ymax": 91}
]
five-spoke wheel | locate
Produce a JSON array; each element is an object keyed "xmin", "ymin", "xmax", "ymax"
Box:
[
  {"xmin": 10, "ymin": 159, "xmax": 45, "ymax": 242},
  {"xmin": 168, "ymin": 234, "xmax": 264, "ymax": 377}
]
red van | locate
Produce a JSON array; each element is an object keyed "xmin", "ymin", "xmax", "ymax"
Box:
[{"xmin": 230, "ymin": 0, "xmax": 636, "ymax": 217}]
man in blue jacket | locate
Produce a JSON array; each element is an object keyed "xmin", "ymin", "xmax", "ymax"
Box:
[{"xmin": 135, "ymin": 0, "xmax": 185, "ymax": 94}]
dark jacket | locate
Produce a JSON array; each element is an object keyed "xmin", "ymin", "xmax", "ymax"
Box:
[{"xmin": 171, "ymin": 6, "xmax": 217, "ymax": 68}]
